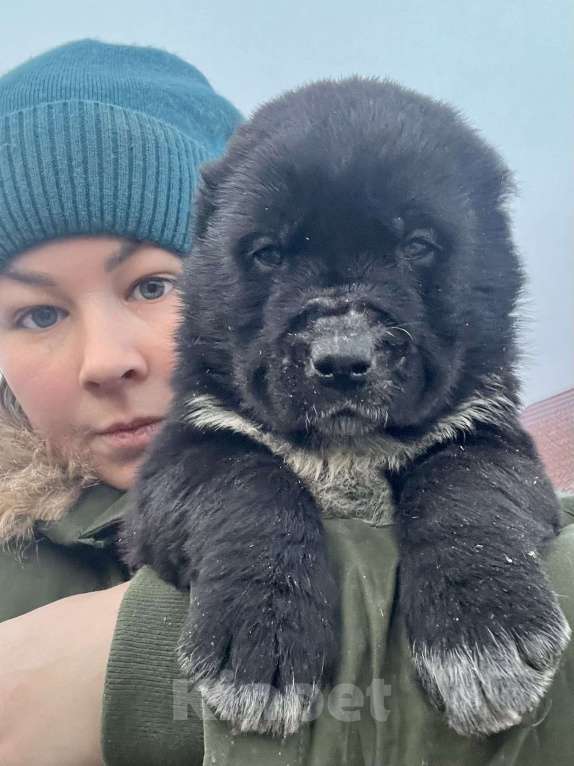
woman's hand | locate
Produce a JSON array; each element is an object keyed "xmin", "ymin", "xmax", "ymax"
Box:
[{"xmin": 0, "ymin": 581, "xmax": 129, "ymax": 766}]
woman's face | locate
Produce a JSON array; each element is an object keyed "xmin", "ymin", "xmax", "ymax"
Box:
[{"xmin": 0, "ymin": 237, "xmax": 184, "ymax": 490}]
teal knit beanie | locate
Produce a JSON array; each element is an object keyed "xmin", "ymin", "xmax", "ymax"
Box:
[{"xmin": 0, "ymin": 39, "xmax": 243, "ymax": 265}]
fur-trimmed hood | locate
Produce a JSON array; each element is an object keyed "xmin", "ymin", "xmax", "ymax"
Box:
[{"xmin": 0, "ymin": 407, "xmax": 99, "ymax": 543}]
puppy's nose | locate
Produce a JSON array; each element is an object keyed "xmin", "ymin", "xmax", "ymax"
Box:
[{"xmin": 310, "ymin": 336, "xmax": 374, "ymax": 384}]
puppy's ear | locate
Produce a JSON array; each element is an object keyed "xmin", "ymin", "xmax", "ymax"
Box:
[{"xmin": 191, "ymin": 158, "xmax": 228, "ymax": 241}]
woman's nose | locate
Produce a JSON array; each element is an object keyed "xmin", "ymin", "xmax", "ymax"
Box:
[{"xmin": 78, "ymin": 311, "xmax": 149, "ymax": 391}]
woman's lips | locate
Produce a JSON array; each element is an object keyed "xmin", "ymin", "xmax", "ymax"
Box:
[{"xmin": 95, "ymin": 420, "xmax": 164, "ymax": 451}]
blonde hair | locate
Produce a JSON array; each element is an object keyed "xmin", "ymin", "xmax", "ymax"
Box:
[{"xmin": 0, "ymin": 375, "xmax": 29, "ymax": 426}]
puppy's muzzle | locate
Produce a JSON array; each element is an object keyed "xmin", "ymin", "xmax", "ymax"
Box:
[
  {"xmin": 298, "ymin": 302, "xmax": 408, "ymax": 391},
  {"xmin": 309, "ymin": 316, "xmax": 375, "ymax": 386}
]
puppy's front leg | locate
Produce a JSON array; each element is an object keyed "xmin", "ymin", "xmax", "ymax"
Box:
[
  {"xmin": 392, "ymin": 427, "xmax": 571, "ymax": 737},
  {"xmin": 122, "ymin": 419, "xmax": 338, "ymax": 737}
]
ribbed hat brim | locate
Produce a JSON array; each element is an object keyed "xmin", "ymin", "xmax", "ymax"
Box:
[{"xmin": 0, "ymin": 100, "xmax": 209, "ymax": 262}]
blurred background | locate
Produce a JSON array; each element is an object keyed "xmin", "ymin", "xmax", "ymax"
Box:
[{"xmin": 2, "ymin": 0, "xmax": 572, "ymax": 410}]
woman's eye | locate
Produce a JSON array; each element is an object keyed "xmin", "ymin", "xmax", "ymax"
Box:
[
  {"xmin": 17, "ymin": 306, "xmax": 65, "ymax": 330},
  {"xmin": 131, "ymin": 277, "xmax": 177, "ymax": 301},
  {"xmin": 14, "ymin": 278, "xmax": 177, "ymax": 330}
]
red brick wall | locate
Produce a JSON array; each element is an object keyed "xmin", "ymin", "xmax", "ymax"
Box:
[{"xmin": 521, "ymin": 388, "xmax": 574, "ymax": 493}]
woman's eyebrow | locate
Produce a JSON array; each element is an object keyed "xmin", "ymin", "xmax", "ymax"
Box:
[
  {"xmin": 0, "ymin": 240, "xmax": 143, "ymax": 287},
  {"xmin": 0, "ymin": 269, "xmax": 56, "ymax": 288},
  {"xmin": 104, "ymin": 240, "xmax": 143, "ymax": 272}
]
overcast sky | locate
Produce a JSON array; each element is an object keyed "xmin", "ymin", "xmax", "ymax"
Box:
[{"xmin": 2, "ymin": 0, "xmax": 572, "ymax": 406}]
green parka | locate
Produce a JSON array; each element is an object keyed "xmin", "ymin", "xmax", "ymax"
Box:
[{"xmin": 1, "ymin": 409, "xmax": 573, "ymax": 766}]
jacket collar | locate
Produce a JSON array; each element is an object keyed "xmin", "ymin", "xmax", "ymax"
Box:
[
  {"xmin": 0, "ymin": 406, "xmax": 123, "ymax": 545},
  {"xmin": 36, "ymin": 484, "xmax": 132, "ymax": 547}
]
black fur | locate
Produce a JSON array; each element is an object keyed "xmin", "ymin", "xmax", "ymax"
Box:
[{"xmin": 122, "ymin": 77, "xmax": 570, "ymax": 737}]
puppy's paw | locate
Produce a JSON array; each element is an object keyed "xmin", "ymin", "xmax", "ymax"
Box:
[
  {"xmin": 176, "ymin": 582, "xmax": 337, "ymax": 737},
  {"xmin": 413, "ymin": 609, "xmax": 571, "ymax": 737},
  {"xmin": 187, "ymin": 671, "xmax": 320, "ymax": 736}
]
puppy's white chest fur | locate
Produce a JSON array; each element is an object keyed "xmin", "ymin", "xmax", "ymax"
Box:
[
  {"xmin": 182, "ymin": 395, "xmax": 401, "ymax": 525},
  {"xmin": 280, "ymin": 447, "xmax": 395, "ymax": 525},
  {"xmin": 182, "ymin": 374, "xmax": 514, "ymax": 527}
]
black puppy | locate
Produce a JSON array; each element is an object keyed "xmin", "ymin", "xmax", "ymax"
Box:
[{"xmin": 123, "ymin": 77, "xmax": 570, "ymax": 738}]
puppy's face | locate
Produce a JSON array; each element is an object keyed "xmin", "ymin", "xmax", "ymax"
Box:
[{"xmin": 179, "ymin": 79, "xmax": 522, "ymax": 444}]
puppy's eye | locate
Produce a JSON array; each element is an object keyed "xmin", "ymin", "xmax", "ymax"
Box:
[
  {"xmin": 401, "ymin": 237, "xmax": 440, "ymax": 263},
  {"xmin": 253, "ymin": 246, "xmax": 283, "ymax": 269}
]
